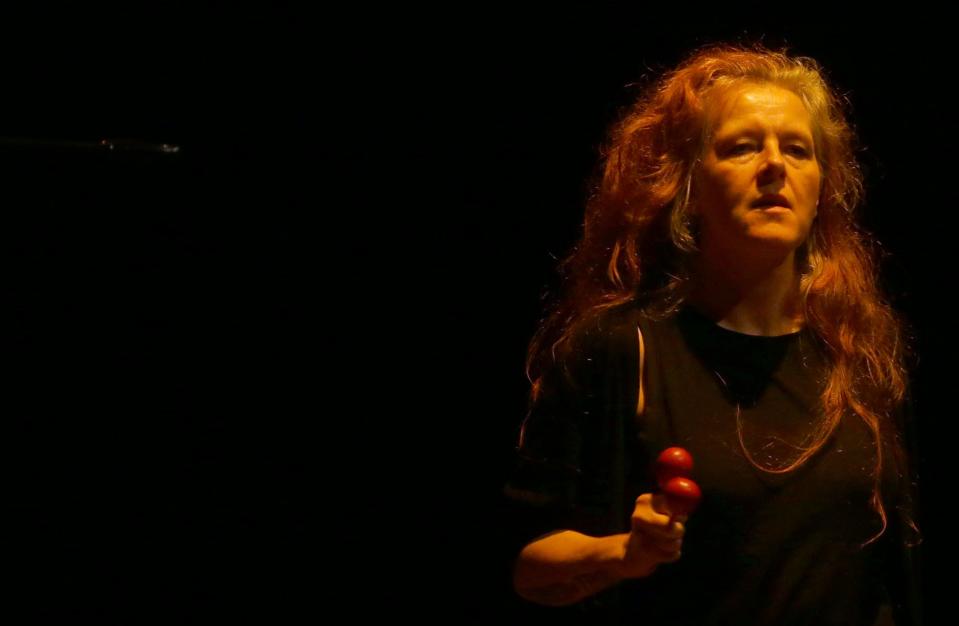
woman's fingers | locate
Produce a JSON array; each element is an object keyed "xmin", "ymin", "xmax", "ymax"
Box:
[
  {"xmin": 621, "ymin": 493, "xmax": 691, "ymax": 577},
  {"xmin": 633, "ymin": 493, "xmax": 669, "ymax": 523},
  {"xmin": 638, "ymin": 531, "xmax": 682, "ymax": 563},
  {"xmin": 632, "ymin": 494, "xmax": 685, "ymax": 537},
  {"xmin": 630, "ymin": 492, "xmax": 687, "ymax": 563}
]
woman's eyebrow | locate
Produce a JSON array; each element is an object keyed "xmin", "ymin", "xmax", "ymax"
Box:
[
  {"xmin": 716, "ymin": 121, "xmax": 811, "ymax": 137},
  {"xmin": 778, "ymin": 128, "xmax": 814, "ymax": 143}
]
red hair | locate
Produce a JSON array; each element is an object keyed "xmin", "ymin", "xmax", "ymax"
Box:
[{"xmin": 525, "ymin": 43, "xmax": 918, "ymax": 547}]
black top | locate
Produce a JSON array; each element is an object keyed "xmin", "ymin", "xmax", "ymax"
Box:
[{"xmin": 504, "ymin": 303, "xmax": 921, "ymax": 625}]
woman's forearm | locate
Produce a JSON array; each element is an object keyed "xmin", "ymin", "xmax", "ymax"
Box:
[{"xmin": 512, "ymin": 530, "xmax": 629, "ymax": 607}]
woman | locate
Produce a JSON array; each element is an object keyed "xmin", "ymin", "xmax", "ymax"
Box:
[{"xmin": 503, "ymin": 44, "xmax": 921, "ymax": 625}]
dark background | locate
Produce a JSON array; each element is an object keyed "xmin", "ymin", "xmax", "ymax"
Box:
[
  {"xmin": 5, "ymin": 4, "xmax": 952, "ymax": 624},
  {"xmin": 6, "ymin": 6, "xmax": 310, "ymax": 623}
]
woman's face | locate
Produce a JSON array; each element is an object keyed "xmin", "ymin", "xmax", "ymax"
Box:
[{"xmin": 693, "ymin": 83, "xmax": 822, "ymax": 261}]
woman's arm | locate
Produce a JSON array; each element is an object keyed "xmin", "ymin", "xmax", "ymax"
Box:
[
  {"xmin": 513, "ymin": 494, "xmax": 686, "ymax": 607},
  {"xmin": 512, "ymin": 530, "xmax": 629, "ymax": 607}
]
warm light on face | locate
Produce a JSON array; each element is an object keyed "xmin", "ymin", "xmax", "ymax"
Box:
[{"xmin": 693, "ymin": 83, "xmax": 822, "ymax": 259}]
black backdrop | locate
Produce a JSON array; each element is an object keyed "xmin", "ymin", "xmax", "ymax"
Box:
[
  {"xmin": 5, "ymin": 4, "xmax": 954, "ymax": 624},
  {"xmin": 5, "ymin": 6, "xmax": 310, "ymax": 622}
]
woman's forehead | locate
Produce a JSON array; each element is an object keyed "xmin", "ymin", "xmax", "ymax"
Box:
[{"xmin": 707, "ymin": 83, "xmax": 814, "ymax": 135}]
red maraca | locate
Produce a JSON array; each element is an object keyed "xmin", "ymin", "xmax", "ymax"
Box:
[
  {"xmin": 655, "ymin": 447, "xmax": 694, "ymax": 488},
  {"xmin": 654, "ymin": 447, "xmax": 701, "ymax": 517},
  {"xmin": 661, "ymin": 476, "xmax": 702, "ymax": 517}
]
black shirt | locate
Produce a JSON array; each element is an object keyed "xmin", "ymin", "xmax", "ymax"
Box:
[{"xmin": 504, "ymin": 302, "xmax": 921, "ymax": 625}]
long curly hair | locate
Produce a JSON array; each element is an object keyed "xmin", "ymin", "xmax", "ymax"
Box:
[{"xmin": 525, "ymin": 43, "xmax": 918, "ymax": 547}]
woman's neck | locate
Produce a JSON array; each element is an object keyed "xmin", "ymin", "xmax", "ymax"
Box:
[{"xmin": 687, "ymin": 249, "xmax": 804, "ymax": 337}]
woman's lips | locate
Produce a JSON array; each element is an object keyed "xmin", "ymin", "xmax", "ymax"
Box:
[{"xmin": 752, "ymin": 195, "xmax": 791, "ymax": 209}]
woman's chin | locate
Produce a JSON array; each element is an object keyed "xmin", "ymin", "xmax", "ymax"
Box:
[{"xmin": 742, "ymin": 226, "xmax": 807, "ymax": 251}]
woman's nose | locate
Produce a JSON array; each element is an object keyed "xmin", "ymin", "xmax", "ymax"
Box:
[
  {"xmin": 763, "ymin": 143, "xmax": 787, "ymax": 167},
  {"xmin": 758, "ymin": 144, "xmax": 786, "ymax": 181}
]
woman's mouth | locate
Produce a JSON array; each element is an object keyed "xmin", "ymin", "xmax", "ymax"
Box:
[{"xmin": 752, "ymin": 194, "xmax": 791, "ymax": 209}]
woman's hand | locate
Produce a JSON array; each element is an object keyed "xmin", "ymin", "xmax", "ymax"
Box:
[
  {"xmin": 618, "ymin": 492, "xmax": 687, "ymax": 579},
  {"xmin": 511, "ymin": 493, "xmax": 688, "ymax": 605}
]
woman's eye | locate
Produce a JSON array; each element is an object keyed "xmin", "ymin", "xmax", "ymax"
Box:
[
  {"xmin": 729, "ymin": 144, "xmax": 754, "ymax": 155},
  {"xmin": 786, "ymin": 145, "xmax": 809, "ymax": 157}
]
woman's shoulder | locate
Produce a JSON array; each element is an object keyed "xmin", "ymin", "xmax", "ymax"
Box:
[
  {"xmin": 570, "ymin": 302, "xmax": 645, "ymax": 351},
  {"xmin": 555, "ymin": 302, "xmax": 652, "ymax": 380},
  {"xmin": 577, "ymin": 301, "xmax": 676, "ymax": 350}
]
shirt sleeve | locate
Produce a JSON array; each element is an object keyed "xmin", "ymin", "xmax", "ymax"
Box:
[{"xmin": 501, "ymin": 320, "xmax": 619, "ymax": 559}]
